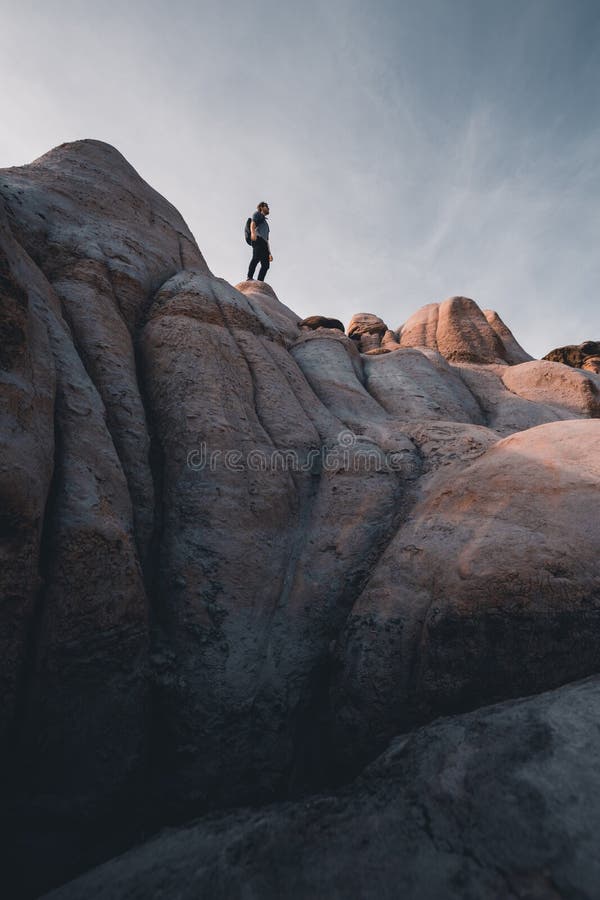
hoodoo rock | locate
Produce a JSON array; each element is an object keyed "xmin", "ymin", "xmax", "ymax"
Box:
[
  {"xmin": 398, "ymin": 295, "xmax": 532, "ymax": 364},
  {"xmin": 347, "ymin": 312, "xmax": 398, "ymax": 354},
  {"xmin": 2, "ymin": 141, "xmax": 600, "ymax": 898}
]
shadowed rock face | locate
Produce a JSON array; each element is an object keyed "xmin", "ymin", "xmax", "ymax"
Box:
[
  {"xmin": 298, "ymin": 314, "xmax": 345, "ymax": 332},
  {"xmin": 2, "ymin": 141, "xmax": 600, "ymax": 897},
  {"xmin": 43, "ymin": 675, "xmax": 600, "ymax": 900}
]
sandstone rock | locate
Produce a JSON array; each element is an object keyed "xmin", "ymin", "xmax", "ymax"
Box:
[
  {"xmin": 0, "ymin": 203, "xmax": 55, "ymax": 751},
  {"xmin": 1, "ymin": 140, "xmax": 207, "ymax": 327},
  {"xmin": 347, "ymin": 312, "xmax": 387, "ymax": 337},
  {"xmin": 363, "ymin": 347, "xmax": 484, "ymax": 424},
  {"xmin": 360, "ymin": 333, "xmax": 383, "ymax": 353},
  {"xmin": 397, "ymin": 301, "xmax": 438, "ymax": 350},
  {"xmin": 582, "ymin": 356, "xmax": 600, "ymax": 374},
  {"xmin": 380, "ymin": 328, "xmax": 401, "ymax": 351},
  {"xmin": 0, "ymin": 220, "xmax": 150, "ymax": 896},
  {"xmin": 544, "ymin": 340, "xmax": 600, "ymax": 369},
  {"xmin": 0, "ymin": 140, "xmax": 204, "ymax": 894},
  {"xmin": 3, "ymin": 140, "xmax": 600, "ymax": 897},
  {"xmin": 290, "ymin": 328, "xmax": 420, "ymax": 471},
  {"xmin": 297, "ymin": 314, "xmax": 345, "ymax": 333},
  {"xmin": 453, "ymin": 362, "xmax": 572, "ymax": 435},
  {"xmin": 135, "ymin": 267, "xmax": 422, "ymax": 826},
  {"xmin": 43, "ymin": 675, "xmax": 600, "ymax": 900},
  {"xmin": 1, "ymin": 139, "xmax": 208, "ymax": 564},
  {"xmin": 501, "ymin": 359, "xmax": 600, "ymax": 418},
  {"xmin": 237, "ymin": 279, "xmax": 303, "ymax": 342},
  {"xmin": 402, "ymin": 421, "xmax": 499, "ymax": 473},
  {"xmin": 347, "ymin": 313, "xmax": 389, "ymax": 354},
  {"xmin": 432, "ymin": 296, "xmax": 506, "ymax": 363},
  {"xmin": 483, "ymin": 308, "xmax": 533, "ymax": 364},
  {"xmin": 330, "ymin": 419, "xmax": 600, "ymax": 771},
  {"xmin": 399, "ymin": 296, "xmax": 529, "ymax": 365}
]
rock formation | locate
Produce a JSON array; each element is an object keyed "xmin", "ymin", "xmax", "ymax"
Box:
[
  {"xmin": 544, "ymin": 339, "xmax": 600, "ymax": 370},
  {"xmin": 44, "ymin": 675, "xmax": 600, "ymax": 900},
  {"xmin": 298, "ymin": 314, "xmax": 345, "ymax": 332},
  {"xmin": 1, "ymin": 140, "xmax": 600, "ymax": 898},
  {"xmin": 347, "ymin": 312, "xmax": 392, "ymax": 353}
]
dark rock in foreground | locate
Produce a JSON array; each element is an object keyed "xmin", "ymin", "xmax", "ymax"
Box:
[{"xmin": 45, "ymin": 675, "xmax": 600, "ymax": 900}]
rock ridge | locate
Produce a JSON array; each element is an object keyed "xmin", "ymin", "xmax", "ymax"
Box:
[{"xmin": 1, "ymin": 140, "xmax": 600, "ymax": 897}]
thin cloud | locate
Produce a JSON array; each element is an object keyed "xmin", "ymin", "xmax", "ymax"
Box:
[{"xmin": 0, "ymin": 0, "xmax": 598, "ymax": 357}]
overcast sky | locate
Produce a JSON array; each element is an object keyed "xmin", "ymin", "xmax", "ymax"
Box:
[{"xmin": 1, "ymin": 0, "xmax": 599, "ymax": 357}]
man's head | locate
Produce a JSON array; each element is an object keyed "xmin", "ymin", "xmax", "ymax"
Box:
[{"xmin": 257, "ymin": 202, "xmax": 270, "ymax": 216}]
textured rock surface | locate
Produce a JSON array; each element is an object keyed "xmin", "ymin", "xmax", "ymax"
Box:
[
  {"xmin": 2, "ymin": 140, "xmax": 600, "ymax": 897},
  {"xmin": 330, "ymin": 419, "xmax": 600, "ymax": 772},
  {"xmin": 346, "ymin": 313, "xmax": 403, "ymax": 355},
  {"xmin": 398, "ymin": 295, "xmax": 531, "ymax": 365},
  {"xmin": 45, "ymin": 675, "xmax": 600, "ymax": 900},
  {"xmin": 0, "ymin": 205, "xmax": 56, "ymax": 751},
  {"xmin": 544, "ymin": 339, "xmax": 600, "ymax": 370},
  {"xmin": 502, "ymin": 359, "xmax": 600, "ymax": 417},
  {"xmin": 298, "ymin": 314, "xmax": 345, "ymax": 333}
]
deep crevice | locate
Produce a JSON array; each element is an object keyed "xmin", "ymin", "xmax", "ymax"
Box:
[
  {"xmin": 286, "ymin": 463, "xmax": 423, "ymax": 795},
  {"xmin": 5, "ymin": 371, "xmax": 62, "ymax": 898}
]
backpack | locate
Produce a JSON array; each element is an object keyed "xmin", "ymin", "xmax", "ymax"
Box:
[{"xmin": 244, "ymin": 217, "xmax": 252, "ymax": 245}]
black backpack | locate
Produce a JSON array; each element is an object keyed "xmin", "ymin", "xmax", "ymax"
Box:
[{"xmin": 244, "ymin": 217, "xmax": 252, "ymax": 245}]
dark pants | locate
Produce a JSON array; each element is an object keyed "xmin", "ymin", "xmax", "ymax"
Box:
[{"xmin": 247, "ymin": 236, "xmax": 270, "ymax": 281}]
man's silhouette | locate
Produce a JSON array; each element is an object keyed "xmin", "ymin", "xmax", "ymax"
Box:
[{"xmin": 247, "ymin": 201, "xmax": 273, "ymax": 281}]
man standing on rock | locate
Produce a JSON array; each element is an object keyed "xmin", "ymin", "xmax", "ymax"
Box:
[{"xmin": 247, "ymin": 201, "xmax": 273, "ymax": 282}]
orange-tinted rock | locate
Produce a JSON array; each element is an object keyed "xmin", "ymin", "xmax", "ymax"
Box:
[
  {"xmin": 582, "ymin": 356, "xmax": 600, "ymax": 375},
  {"xmin": 347, "ymin": 313, "xmax": 387, "ymax": 338},
  {"xmin": 483, "ymin": 308, "xmax": 533, "ymax": 364},
  {"xmin": 347, "ymin": 313, "xmax": 390, "ymax": 354},
  {"xmin": 502, "ymin": 359, "xmax": 600, "ymax": 418},
  {"xmin": 330, "ymin": 419, "xmax": 600, "ymax": 771},
  {"xmin": 399, "ymin": 296, "xmax": 530, "ymax": 365}
]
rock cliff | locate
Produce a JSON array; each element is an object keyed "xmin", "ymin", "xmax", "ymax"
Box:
[{"xmin": 1, "ymin": 140, "xmax": 600, "ymax": 898}]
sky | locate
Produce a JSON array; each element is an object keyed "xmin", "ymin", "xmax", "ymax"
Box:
[{"xmin": 1, "ymin": 0, "xmax": 599, "ymax": 357}]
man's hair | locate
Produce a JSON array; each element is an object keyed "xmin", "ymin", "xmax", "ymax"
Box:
[{"xmin": 257, "ymin": 201, "xmax": 269, "ymax": 210}]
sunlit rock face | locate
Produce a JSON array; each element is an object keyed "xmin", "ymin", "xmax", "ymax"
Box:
[
  {"xmin": 330, "ymin": 418, "xmax": 600, "ymax": 772},
  {"xmin": 397, "ymin": 295, "xmax": 533, "ymax": 364},
  {"xmin": 298, "ymin": 314, "xmax": 345, "ymax": 332},
  {"xmin": 347, "ymin": 312, "xmax": 391, "ymax": 354},
  {"xmin": 583, "ymin": 355, "xmax": 600, "ymax": 374},
  {"xmin": 2, "ymin": 140, "xmax": 600, "ymax": 897}
]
